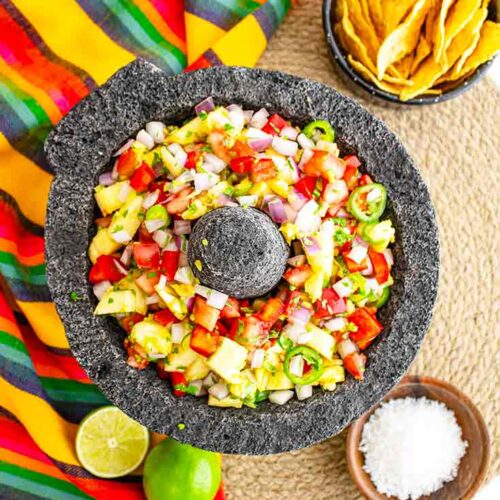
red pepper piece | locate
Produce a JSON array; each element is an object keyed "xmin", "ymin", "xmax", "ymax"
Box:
[
  {"xmin": 220, "ymin": 297, "xmax": 240, "ymax": 319},
  {"xmin": 193, "ymin": 296, "xmax": 220, "ymax": 332},
  {"xmin": 230, "ymin": 156, "xmax": 255, "ymax": 174},
  {"xmin": 343, "ymin": 352, "xmax": 367, "ymax": 380},
  {"xmin": 342, "ymin": 251, "xmax": 369, "ymax": 273},
  {"xmin": 262, "ymin": 114, "xmax": 288, "ymax": 135},
  {"xmin": 130, "ymin": 162, "xmax": 155, "ymax": 192},
  {"xmin": 348, "ymin": 307, "xmax": 383, "ymax": 349},
  {"xmin": 160, "ymin": 250, "xmax": 180, "ymax": 281},
  {"xmin": 250, "ymin": 158, "xmax": 276, "ymax": 182},
  {"xmin": 89, "ymin": 255, "xmax": 124, "ymax": 284},
  {"xmin": 368, "ymin": 249, "xmax": 390, "ymax": 284},
  {"xmin": 190, "ymin": 325, "xmax": 220, "ymax": 357},
  {"xmin": 256, "ymin": 297, "xmax": 285, "ymax": 328},
  {"xmin": 170, "ymin": 372, "xmax": 188, "ymax": 397},
  {"xmin": 116, "ymin": 149, "xmax": 138, "ymax": 178},
  {"xmin": 294, "ymin": 176, "xmax": 317, "ymax": 199},
  {"xmin": 314, "ymin": 288, "xmax": 346, "ymax": 319},
  {"xmin": 153, "ymin": 308, "xmax": 178, "ymax": 327},
  {"xmin": 119, "ymin": 313, "xmax": 145, "ymax": 333},
  {"xmin": 133, "ymin": 242, "xmax": 160, "ymax": 270}
]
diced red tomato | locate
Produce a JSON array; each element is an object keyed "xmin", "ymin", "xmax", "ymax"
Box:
[
  {"xmin": 138, "ymin": 222, "xmax": 155, "ymax": 243},
  {"xmin": 116, "ymin": 149, "xmax": 138, "ymax": 178},
  {"xmin": 231, "ymin": 140, "xmax": 254, "ymax": 158},
  {"xmin": 170, "ymin": 371, "xmax": 188, "ymax": 397},
  {"xmin": 262, "ymin": 114, "xmax": 288, "ymax": 135},
  {"xmin": 185, "ymin": 150, "xmax": 202, "ymax": 169},
  {"xmin": 256, "ymin": 297, "xmax": 285, "ymax": 328},
  {"xmin": 283, "ymin": 264, "xmax": 312, "ymax": 287},
  {"xmin": 193, "ymin": 296, "xmax": 220, "ymax": 331},
  {"xmin": 153, "ymin": 308, "xmax": 178, "ymax": 327},
  {"xmin": 124, "ymin": 339, "xmax": 149, "ymax": 370},
  {"xmin": 208, "ymin": 131, "xmax": 232, "ymax": 164},
  {"xmin": 133, "ymin": 242, "xmax": 160, "ymax": 270},
  {"xmin": 135, "ymin": 270, "xmax": 160, "ymax": 295},
  {"xmin": 293, "ymin": 176, "xmax": 317, "ymax": 199},
  {"xmin": 303, "ymin": 150, "xmax": 344, "ymax": 181},
  {"xmin": 250, "ymin": 158, "xmax": 276, "ymax": 182},
  {"xmin": 166, "ymin": 187, "xmax": 192, "ymax": 215},
  {"xmin": 89, "ymin": 255, "xmax": 124, "ymax": 284},
  {"xmin": 343, "ymin": 154, "xmax": 361, "ymax": 168},
  {"xmin": 343, "ymin": 352, "xmax": 367, "ymax": 380},
  {"xmin": 359, "ymin": 174, "xmax": 373, "ymax": 186},
  {"xmin": 230, "ymin": 316, "xmax": 267, "ymax": 348},
  {"xmin": 230, "ymin": 156, "xmax": 255, "ymax": 174},
  {"xmin": 160, "ymin": 250, "xmax": 180, "ymax": 281},
  {"xmin": 314, "ymin": 288, "xmax": 346, "ymax": 319},
  {"xmin": 343, "ymin": 165, "xmax": 359, "ymax": 189},
  {"xmin": 368, "ymin": 249, "xmax": 390, "ymax": 284},
  {"xmin": 348, "ymin": 307, "xmax": 383, "ymax": 350},
  {"xmin": 220, "ymin": 297, "xmax": 240, "ymax": 319},
  {"xmin": 130, "ymin": 162, "xmax": 155, "ymax": 192},
  {"xmin": 190, "ymin": 325, "xmax": 220, "ymax": 357},
  {"xmin": 95, "ymin": 216, "xmax": 112, "ymax": 229},
  {"xmin": 215, "ymin": 320, "xmax": 229, "ymax": 337},
  {"xmin": 342, "ymin": 251, "xmax": 369, "ymax": 273},
  {"xmin": 119, "ymin": 313, "xmax": 145, "ymax": 333}
]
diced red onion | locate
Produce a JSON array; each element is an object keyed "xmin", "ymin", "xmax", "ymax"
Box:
[
  {"xmin": 217, "ymin": 194, "xmax": 238, "ymax": 207},
  {"xmin": 145, "ymin": 121, "xmax": 165, "ymax": 143},
  {"xmin": 333, "ymin": 277, "xmax": 354, "ymax": 298},
  {"xmin": 153, "ymin": 229, "xmax": 170, "ymax": 248},
  {"xmin": 331, "ymin": 156, "xmax": 346, "ymax": 179},
  {"xmin": 237, "ymin": 195, "xmax": 258, "ymax": 207},
  {"xmin": 158, "ymin": 274, "xmax": 167, "ymax": 289},
  {"xmin": 251, "ymin": 348, "xmax": 265, "ymax": 369},
  {"xmin": 330, "ymin": 298, "xmax": 347, "ymax": 315},
  {"xmin": 298, "ymin": 149, "xmax": 314, "ymax": 170},
  {"xmin": 292, "ymin": 306, "xmax": 312, "ymax": 325},
  {"xmin": 171, "ymin": 323, "xmax": 185, "ymax": 343},
  {"xmin": 296, "ymin": 384, "xmax": 313, "ymax": 401},
  {"xmin": 242, "ymin": 110, "xmax": 254, "ymax": 123},
  {"xmin": 298, "ymin": 333, "xmax": 314, "ymax": 346},
  {"xmin": 336, "ymin": 208, "xmax": 350, "ymax": 218},
  {"xmin": 295, "ymin": 200, "xmax": 321, "ymax": 233},
  {"xmin": 365, "ymin": 278, "xmax": 382, "ymax": 293},
  {"xmin": 272, "ymin": 136, "xmax": 298, "ymax": 157},
  {"xmin": 383, "ymin": 248, "xmax": 394, "ymax": 267},
  {"xmin": 145, "ymin": 219, "xmax": 165, "ymax": 234},
  {"xmin": 287, "ymin": 255, "xmax": 306, "ymax": 267},
  {"xmin": 323, "ymin": 180, "xmax": 348, "ymax": 205},
  {"xmin": 280, "ymin": 126, "xmax": 299, "ymax": 141},
  {"xmin": 268, "ymin": 198, "xmax": 287, "ymax": 223},
  {"xmin": 136, "ymin": 129, "xmax": 154, "ymax": 150},
  {"xmin": 113, "ymin": 259, "xmax": 128, "ymax": 276},
  {"xmin": 337, "ymin": 339, "xmax": 358, "ymax": 359},
  {"xmin": 194, "ymin": 173, "xmax": 217, "ymax": 192},
  {"xmin": 118, "ymin": 182, "xmax": 132, "ymax": 202},
  {"xmin": 248, "ymin": 137, "xmax": 273, "ymax": 152},
  {"xmin": 348, "ymin": 245, "xmax": 368, "ymax": 264},
  {"xmin": 287, "ymin": 157, "xmax": 300, "ymax": 183},
  {"xmin": 186, "ymin": 296, "xmax": 195, "ymax": 312},
  {"xmin": 177, "ymin": 235, "xmax": 188, "ymax": 253},
  {"xmin": 289, "ymin": 355, "xmax": 304, "ymax": 376},
  {"xmin": 203, "ymin": 372, "xmax": 217, "ymax": 388},
  {"xmin": 207, "ymin": 289, "xmax": 228, "ymax": 310},
  {"xmin": 228, "ymin": 107, "xmax": 244, "ymax": 130},
  {"xmin": 174, "ymin": 220, "xmax": 191, "ymax": 235},
  {"xmin": 111, "ymin": 159, "xmax": 119, "ymax": 180},
  {"xmin": 283, "ymin": 322, "xmax": 304, "ymax": 342},
  {"xmin": 284, "ymin": 203, "xmax": 298, "ymax": 223},
  {"xmin": 168, "ymin": 143, "xmax": 188, "ymax": 168},
  {"xmin": 353, "ymin": 235, "xmax": 369, "ymax": 248},
  {"xmin": 99, "ymin": 172, "xmax": 115, "ymax": 186},
  {"xmin": 302, "ymin": 235, "xmax": 321, "ymax": 255},
  {"xmin": 189, "ymin": 379, "xmax": 207, "ymax": 397},
  {"xmin": 171, "ymin": 182, "xmax": 189, "ymax": 194},
  {"xmin": 174, "ymin": 266, "xmax": 194, "ymax": 285},
  {"xmin": 175, "ymin": 170, "xmax": 195, "ymax": 184},
  {"xmin": 249, "ymin": 108, "xmax": 269, "ymax": 129},
  {"xmin": 93, "ymin": 280, "xmax": 112, "ymax": 300},
  {"xmin": 142, "ymin": 190, "xmax": 159, "ymax": 210},
  {"xmin": 288, "ymin": 190, "xmax": 308, "ymax": 211},
  {"xmin": 297, "ymin": 133, "xmax": 315, "ymax": 149},
  {"xmin": 120, "ymin": 245, "xmax": 133, "ymax": 266},
  {"xmin": 246, "ymin": 127, "xmax": 271, "ymax": 140},
  {"xmin": 146, "ymin": 293, "xmax": 160, "ymax": 305},
  {"xmin": 204, "ymin": 153, "xmax": 226, "ymax": 173},
  {"xmin": 324, "ymin": 317, "xmax": 347, "ymax": 332},
  {"xmin": 208, "ymin": 383, "xmax": 229, "ymax": 400},
  {"xmin": 361, "ymin": 257, "xmax": 374, "ymax": 276},
  {"xmin": 366, "ymin": 186, "xmax": 384, "ymax": 202},
  {"xmin": 195, "ymin": 96, "xmax": 215, "ymax": 115},
  {"xmin": 269, "ymin": 390, "xmax": 294, "ymax": 405},
  {"xmin": 111, "ymin": 230, "xmax": 131, "ymax": 243},
  {"xmin": 165, "ymin": 240, "xmax": 178, "ymax": 252},
  {"xmin": 113, "ymin": 138, "xmax": 134, "ymax": 157},
  {"xmin": 195, "ymin": 284, "xmax": 212, "ymax": 298},
  {"xmin": 179, "ymin": 252, "xmax": 188, "ymax": 267}
]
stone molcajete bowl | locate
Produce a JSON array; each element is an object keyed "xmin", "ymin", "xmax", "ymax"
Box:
[{"xmin": 45, "ymin": 59, "xmax": 439, "ymax": 455}]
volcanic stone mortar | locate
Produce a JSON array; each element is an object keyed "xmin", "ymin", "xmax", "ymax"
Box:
[
  {"xmin": 44, "ymin": 59, "xmax": 439, "ymax": 455},
  {"xmin": 188, "ymin": 207, "xmax": 289, "ymax": 299}
]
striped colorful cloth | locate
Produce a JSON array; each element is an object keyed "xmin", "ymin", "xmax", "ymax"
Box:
[{"xmin": 0, "ymin": 1, "xmax": 293, "ymax": 498}]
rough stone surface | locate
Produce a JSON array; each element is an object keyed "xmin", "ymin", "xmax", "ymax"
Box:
[
  {"xmin": 188, "ymin": 207, "xmax": 289, "ymax": 298},
  {"xmin": 44, "ymin": 59, "xmax": 439, "ymax": 455}
]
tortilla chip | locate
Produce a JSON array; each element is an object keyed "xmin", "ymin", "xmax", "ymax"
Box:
[
  {"xmin": 433, "ymin": 0, "xmax": 454, "ymax": 63},
  {"xmin": 411, "ymin": 36, "xmax": 432, "ymax": 74},
  {"xmin": 453, "ymin": 29, "xmax": 482, "ymax": 75},
  {"xmin": 344, "ymin": 0, "xmax": 381, "ymax": 63},
  {"xmin": 367, "ymin": 0, "xmax": 385, "ymax": 39},
  {"xmin": 421, "ymin": 88, "xmax": 443, "ymax": 95},
  {"xmin": 347, "ymin": 55, "xmax": 405, "ymax": 94},
  {"xmin": 377, "ymin": 0, "xmax": 433, "ymax": 79},
  {"xmin": 453, "ymin": 20, "xmax": 500, "ymax": 77},
  {"xmin": 425, "ymin": 0, "xmax": 438, "ymax": 46},
  {"xmin": 394, "ymin": 53, "xmax": 415, "ymax": 79},
  {"xmin": 444, "ymin": 0, "xmax": 482, "ymax": 52},
  {"xmin": 400, "ymin": 8, "xmax": 489, "ymax": 100},
  {"xmin": 337, "ymin": 7, "xmax": 378, "ymax": 74},
  {"xmin": 382, "ymin": 0, "xmax": 419, "ymax": 37}
]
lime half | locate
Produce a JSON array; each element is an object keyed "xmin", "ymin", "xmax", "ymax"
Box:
[{"xmin": 76, "ymin": 406, "xmax": 149, "ymax": 478}]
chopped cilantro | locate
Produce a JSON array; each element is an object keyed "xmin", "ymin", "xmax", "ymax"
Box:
[
  {"xmin": 69, "ymin": 291, "xmax": 83, "ymax": 302},
  {"xmin": 200, "ymin": 144, "xmax": 212, "ymax": 152},
  {"xmin": 108, "ymin": 298, "xmax": 114, "ymax": 304},
  {"xmin": 174, "ymin": 384, "xmax": 198, "ymax": 396},
  {"xmin": 223, "ymin": 186, "xmax": 235, "ymax": 196},
  {"xmin": 333, "ymin": 227, "xmax": 353, "ymax": 246},
  {"xmin": 177, "ymin": 422, "xmax": 186, "ymax": 430},
  {"xmin": 186, "ymin": 131, "xmax": 193, "ymax": 138},
  {"xmin": 112, "ymin": 224, "xmax": 123, "ymax": 233},
  {"xmin": 223, "ymin": 123, "xmax": 234, "ymax": 132},
  {"xmin": 175, "ymin": 365, "xmax": 187, "ymax": 370},
  {"xmin": 152, "ymin": 151, "xmax": 162, "ymax": 167},
  {"xmin": 146, "ymin": 271, "xmax": 158, "ymax": 278},
  {"xmin": 240, "ymin": 307, "xmax": 253, "ymax": 314},
  {"xmin": 332, "ymin": 217, "xmax": 347, "ymax": 227},
  {"xmin": 122, "ymin": 210, "xmax": 128, "ymax": 218},
  {"xmin": 199, "ymin": 111, "xmax": 208, "ymax": 121},
  {"xmin": 312, "ymin": 188, "xmax": 321, "ymax": 198}
]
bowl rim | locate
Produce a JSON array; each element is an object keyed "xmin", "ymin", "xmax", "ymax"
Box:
[
  {"xmin": 346, "ymin": 375, "xmax": 492, "ymax": 499},
  {"xmin": 44, "ymin": 60, "xmax": 440, "ymax": 455},
  {"xmin": 322, "ymin": 0, "xmax": 496, "ymax": 106}
]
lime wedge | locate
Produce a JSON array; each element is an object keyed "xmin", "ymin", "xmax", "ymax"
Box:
[{"xmin": 75, "ymin": 406, "xmax": 149, "ymax": 478}]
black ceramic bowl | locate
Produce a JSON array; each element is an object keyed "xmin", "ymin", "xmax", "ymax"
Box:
[
  {"xmin": 45, "ymin": 60, "xmax": 439, "ymax": 455},
  {"xmin": 322, "ymin": 0, "xmax": 498, "ymax": 105}
]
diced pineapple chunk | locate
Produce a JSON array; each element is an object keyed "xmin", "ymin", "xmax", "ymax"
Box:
[
  {"xmin": 253, "ymin": 368, "xmax": 270, "ymax": 391},
  {"xmin": 160, "ymin": 146, "xmax": 184, "ymax": 177},
  {"xmin": 319, "ymin": 365, "xmax": 345, "ymax": 388},
  {"xmin": 88, "ymin": 228, "xmax": 121, "ymax": 263},
  {"xmin": 208, "ymin": 395, "xmax": 243, "ymax": 408},
  {"xmin": 155, "ymin": 285, "xmax": 188, "ymax": 320},
  {"xmin": 94, "ymin": 181, "xmax": 131, "ymax": 216},
  {"xmin": 108, "ymin": 194, "xmax": 144, "ymax": 242},
  {"xmin": 304, "ymin": 324, "xmax": 335, "ymax": 359},
  {"xmin": 185, "ymin": 357, "xmax": 211, "ymax": 381},
  {"xmin": 266, "ymin": 370, "xmax": 294, "ymax": 391},
  {"xmin": 229, "ymin": 370, "xmax": 257, "ymax": 401},
  {"xmin": 129, "ymin": 318, "xmax": 172, "ymax": 357},
  {"xmin": 94, "ymin": 289, "xmax": 136, "ymax": 315},
  {"xmin": 165, "ymin": 116, "xmax": 206, "ymax": 145},
  {"xmin": 116, "ymin": 274, "xmax": 148, "ymax": 315},
  {"xmin": 267, "ymin": 179, "xmax": 290, "ymax": 198},
  {"xmin": 305, "ymin": 271, "xmax": 324, "ymax": 302},
  {"xmin": 207, "ymin": 337, "xmax": 248, "ymax": 383}
]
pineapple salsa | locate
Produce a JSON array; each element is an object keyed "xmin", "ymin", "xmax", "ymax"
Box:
[{"xmin": 88, "ymin": 97, "xmax": 396, "ymax": 408}]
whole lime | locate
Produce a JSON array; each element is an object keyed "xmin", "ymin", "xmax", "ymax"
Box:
[{"xmin": 143, "ymin": 438, "xmax": 221, "ymax": 500}]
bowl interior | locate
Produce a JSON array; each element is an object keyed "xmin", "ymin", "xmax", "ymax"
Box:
[
  {"xmin": 346, "ymin": 376, "xmax": 491, "ymax": 500},
  {"xmin": 44, "ymin": 61, "xmax": 439, "ymax": 454},
  {"xmin": 322, "ymin": 0, "xmax": 498, "ymax": 105}
]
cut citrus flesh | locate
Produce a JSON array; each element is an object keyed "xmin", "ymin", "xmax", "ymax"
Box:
[{"xmin": 75, "ymin": 406, "xmax": 149, "ymax": 478}]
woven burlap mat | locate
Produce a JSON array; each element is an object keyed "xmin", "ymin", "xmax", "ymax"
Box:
[{"xmin": 222, "ymin": 1, "xmax": 500, "ymax": 498}]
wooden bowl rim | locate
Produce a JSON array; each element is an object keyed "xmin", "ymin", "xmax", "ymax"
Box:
[{"xmin": 346, "ymin": 375, "xmax": 491, "ymax": 500}]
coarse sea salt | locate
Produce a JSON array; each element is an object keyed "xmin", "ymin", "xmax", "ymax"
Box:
[{"xmin": 360, "ymin": 397, "xmax": 468, "ymax": 500}]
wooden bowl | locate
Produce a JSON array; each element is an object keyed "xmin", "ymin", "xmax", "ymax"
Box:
[{"xmin": 346, "ymin": 376, "xmax": 491, "ymax": 500}]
